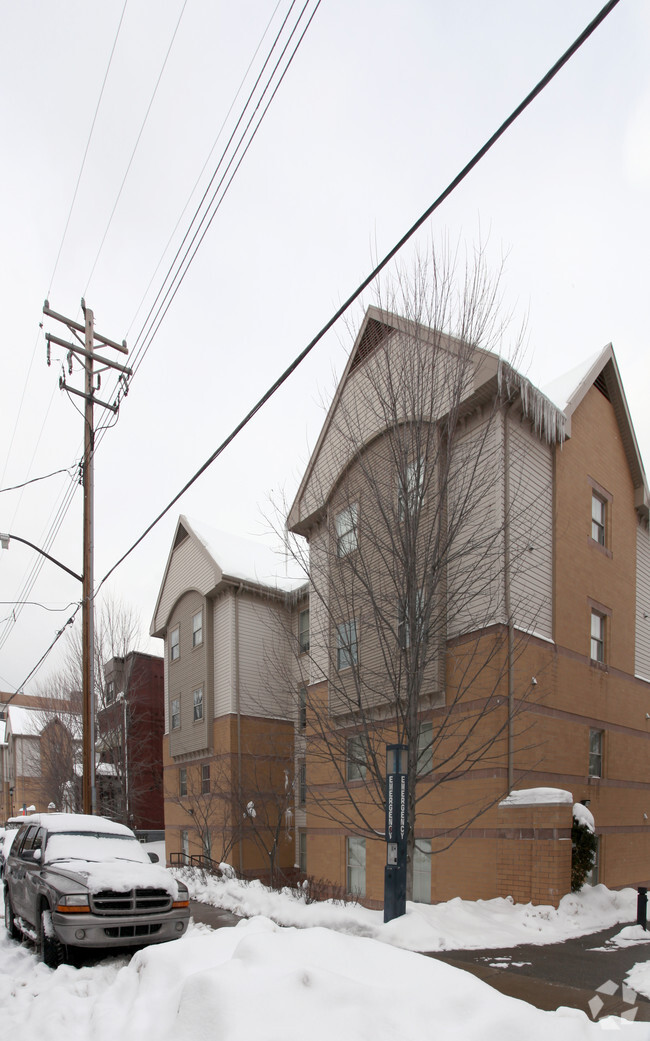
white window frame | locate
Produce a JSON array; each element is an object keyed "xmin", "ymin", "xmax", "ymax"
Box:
[
  {"xmin": 170, "ymin": 626, "xmax": 180, "ymax": 662},
  {"xmin": 346, "ymin": 835, "xmax": 366, "ymax": 897},
  {"xmin": 336, "ymin": 504, "xmax": 358, "ymax": 557},
  {"xmin": 193, "ymin": 687, "xmax": 204, "ymax": 722},
  {"xmin": 192, "ymin": 610, "xmax": 203, "ymax": 647},
  {"xmin": 171, "ymin": 697, "xmax": 180, "ymax": 730},
  {"xmin": 589, "ymin": 728, "xmax": 603, "ymax": 777},
  {"xmin": 591, "ymin": 493, "xmax": 606, "ymax": 546},
  {"xmin": 336, "ymin": 619, "xmax": 358, "ymax": 671},
  {"xmin": 590, "ymin": 611, "xmax": 605, "ymax": 663},
  {"xmin": 346, "ymin": 735, "xmax": 367, "ymax": 782}
]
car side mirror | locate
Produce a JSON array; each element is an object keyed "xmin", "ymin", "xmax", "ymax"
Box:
[
  {"xmin": 148, "ymin": 852, "xmax": 159, "ymax": 864},
  {"xmin": 33, "ymin": 848, "xmax": 42, "ymax": 861}
]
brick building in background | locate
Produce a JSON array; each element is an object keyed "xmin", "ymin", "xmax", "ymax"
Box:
[{"xmin": 98, "ymin": 651, "xmax": 165, "ymax": 834}]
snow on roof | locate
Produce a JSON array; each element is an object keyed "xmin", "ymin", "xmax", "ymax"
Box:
[
  {"xmin": 0, "ymin": 719, "xmax": 6, "ymax": 744},
  {"xmin": 499, "ymin": 787, "xmax": 573, "ymax": 807},
  {"xmin": 186, "ymin": 516, "xmax": 306, "ymax": 593},
  {"xmin": 540, "ymin": 350, "xmax": 604, "ymax": 412},
  {"xmin": 19, "ymin": 812, "xmax": 135, "ymax": 836},
  {"xmin": 7, "ymin": 704, "xmax": 41, "ymax": 736}
]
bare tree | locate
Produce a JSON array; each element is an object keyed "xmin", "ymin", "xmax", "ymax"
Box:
[
  {"xmin": 33, "ymin": 596, "xmax": 151, "ymax": 822},
  {"xmin": 239, "ymin": 740, "xmax": 295, "ymax": 887},
  {"xmin": 165, "ymin": 756, "xmax": 240, "ymax": 866},
  {"xmin": 280, "ymin": 243, "xmax": 557, "ymax": 898}
]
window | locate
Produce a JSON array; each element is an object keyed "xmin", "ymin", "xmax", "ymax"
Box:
[
  {"xmin": 170, "ymin": 626, "xmax": 180, "ymax": 662},
  {"xmin": 193, "ymin": 687, "xmax": 204, "ymax": 722},
  {"xmin": 398, "ymin": 591, "xmax": 424, "ymax": 650},
  {"xmin": 591, "ymin": 493, "xmax": 606, "ymax": 546},
  {"xmin": 398, "ymin": 457, "xmax": 424, "ymax": 521},
  {"xmin": 179, "ymin": 767, "xmax": 187, "ymax": 797},
  {"xmin": 347, "ymin": 735, "xmax": 367, "ymax": 781},
  {"xmin": 298, "ymin": 760, "xmax": 306, "ymax": 806},
  {"xmin": 298, "ymin": 608, "xmax": 310, "ymax": 653},
  {"xmin": 590, "ymin": 611, "xmax": 605, "ymax": 663},
  {"xmin": 299, "ymin": 686, "xmax": 307, "ymax": 731},
  {"xmin": 589, "ymin": 729, "xmax": 603, "ymax": 778},
  {"xmin": 336, "ymin": 504, "xmax": 358, "ymax": 557},
  {"xmin": 181, "ymin": 829, "xmax": 189, "ymax": 865},
  {"xmin": 346, "ymin": 836, "xmax": 366, "ymax": 896},
  {"xmin": 298, "ymin": 831, "xmax": 307, "ymax": 875},
  {"xmin": 413, "ymin": 839, "xmax": 432, "ymax": 903},
  {"xmin": 417, "ymin": 721, "xmax": 433, "ymax": 776},
  {"xmin": 585, "ymin": 835, "xmax": 601, "ymax": 886},
  {"xmin": 203, "ymin": 831, "xmax": 211, "ymax": 859},
  {"xmin": 171, "ymin": 697, "xmax": 180, "ymax": 730},
  {"xmin": 201, "ymin": 763, "xmax": 211, "ymax": 794},
  {"xmin": 106, "ymin": 680, "xmax": 115, "ymax": 704},
  {"xmin": 192, "ymin": 610, "xmax": 203, "ymax": 647},
  {"xmin": 336, "ymin": 619, "xmax": 358, "ymax": 671}
]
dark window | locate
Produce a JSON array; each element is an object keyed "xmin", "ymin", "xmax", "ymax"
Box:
[
  {"xmin": 179, "ymin": 767, "xmax": 187, "ymax": 797},
  {"xmin": 590, "ymin": 611, "xmax": 605, "ymax": 663},
  {"xmin": 298, "ymin": 609, "xmax": 310, "ymax": 653},
  {"xmin": 336, "ymin": 505, "xmax": 358, "ymax": 557},
  {"xmin": 346, "ymin": 735, "xmax": 367, "ymax": 781},
  {"xmin": 336, "ymin": 620, "xmax": 358, "ymax": 671},
  {"xmin": 591, "ymin": 493, "xmax": 606, "ymax": 546},
  {"xmin": 192, "ymin": 610, "xmax": 203, "ymax": 647},
  {"xmin": 170, "ymin": 627, "xmax": 180, "ymax": 662},
  {"xmin": 298, "ymin": 760, "xmax": 306, "ymax": 806},
  {"xmin": 193, "ymin": 688, "xmax": 204, "ymax": 722},
  {"xmin": 201, "ymin": 763, "xmax": 210, "ymax": 794},
  {"xmin": 299, "ymin": 686, "xmax": 307, "ymax": 731}
]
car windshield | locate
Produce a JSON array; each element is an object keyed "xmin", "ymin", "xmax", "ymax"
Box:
[{"xmin": 44, "ymin": 831, "xmax": 150, "ymax": 866}]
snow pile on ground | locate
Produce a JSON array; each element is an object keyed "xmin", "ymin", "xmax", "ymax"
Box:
[
  {"xmin": 176, "ymin": 869, "xmax": 639, "ymax": 952},
  {"xmin": 1, "ymin": 913, "xmax": 645, "ymax": 1041}
]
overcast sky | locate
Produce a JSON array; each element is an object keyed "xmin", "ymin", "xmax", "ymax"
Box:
[{"xmin": 1, "ymin": 0, "xmax": 648, "ymax": 693}]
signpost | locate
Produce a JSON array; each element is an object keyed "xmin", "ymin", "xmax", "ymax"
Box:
[{"xmin": 384, "ymin": 743, "xmax": 408, "ymax": 923}]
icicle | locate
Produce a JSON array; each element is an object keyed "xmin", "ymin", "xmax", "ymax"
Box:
[{"xmin": 497, "ymin": 358, "xmax": 566, "ymax": 445}]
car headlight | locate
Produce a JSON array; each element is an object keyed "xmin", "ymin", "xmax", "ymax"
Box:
[{"xmin": 56, "ymin": 893, "xmax": 91, "ymax": 913}]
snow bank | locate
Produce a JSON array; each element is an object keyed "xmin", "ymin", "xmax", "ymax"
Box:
[
  {"xmin": 1, "ymin": 914, "xmax": 645, "ymax": 1041},
  {"xmin": 177, "ymin": 870, "xmax": 638, "ymax": 952}
]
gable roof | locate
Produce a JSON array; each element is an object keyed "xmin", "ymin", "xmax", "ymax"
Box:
[
  {"xmin": 150, "ymin": 515, "xmax": 306, "ymax": 637},
  {"xmin": 542, "ymin": 343, "xmax": 649, "ymax": 519}
]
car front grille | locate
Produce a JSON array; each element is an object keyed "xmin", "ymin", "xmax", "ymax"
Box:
[
  {"xmin": 103, "ymin": 923, "xmax": 163, "ymax": 938},
  {"xmin": 90, "ymin": 888, "xmax": 172, "ymax": 915}
]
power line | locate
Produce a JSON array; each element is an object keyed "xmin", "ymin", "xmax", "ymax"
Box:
[
  {"xmin": 0, "ymin": 466, "xmax": 76, "ymax": 494},
  {"xmin": 8, "ymin": 0, "xmax": 621, "ymax": 691},
  {"xmin": 48, "ymin": 0, "xmax": 130, "ymax": 297},
  {"xmin": 96, "ymin": 0, "xmax": 621, "ymax": 597},
  {"xmin": 83, "ymin": 0, "xmax": 189, "ymax": 297}
]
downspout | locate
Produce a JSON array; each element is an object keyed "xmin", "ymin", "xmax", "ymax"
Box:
[
  {"xmin": 503, "ymin": 403, "xmax": 514, "ymax": 793},
  {"xmin": 235, "ymin": 584, "xmax": 243, "ymax": 874}
]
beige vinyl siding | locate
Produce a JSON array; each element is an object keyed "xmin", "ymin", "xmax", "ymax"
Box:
[
  {"xmin": 237, "ymin": 597, "xmax": 292, "ymax": 718},
  {"xmin": 296, "ymin": 330, "xmax": 467, "ymax": 526},
  {"xmin": 636, "ymin": 522, "xmax": 650, "ymax": 680},
  {"xmin": 168, "ymin": 590, "xmax": 211, "ymax": 757},
  {"xmin": 154, "ymin": 535, "xmax": 217, "ymax": 634},
  {"xmin": 307, "ymin": 525, "xmax": 331, "ymax": 685},
  {"xmin": 507, "ymin": 418, "xmax": 553, "ymax": 640},
  {"xmin": 447, "ymin": 413, "xmax": 505, "ymax": 638},
  {"xmin": 213, "ymin": 594, "xmax": 235, "ymax": 717}
]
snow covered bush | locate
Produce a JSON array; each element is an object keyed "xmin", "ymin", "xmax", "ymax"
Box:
[{"xmin": 571, "ymin": 802, "xmax": 597, "ymax": 891}]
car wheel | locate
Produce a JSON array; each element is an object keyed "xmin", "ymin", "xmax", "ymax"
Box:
[
  {"xmin": 4, "ymin": 890, "xmax": 20, "ymax": 941},
  {"xmin": 38, "ymin": 907, "xmax": 66, "ymax": 968}
]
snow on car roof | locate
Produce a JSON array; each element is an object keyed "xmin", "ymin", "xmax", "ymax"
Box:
[{"xmin": 17, "ymin": 812, "xmax": 136, "ymax": 836}]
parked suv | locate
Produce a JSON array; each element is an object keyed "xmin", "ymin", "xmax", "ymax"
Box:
[{"xmin": 3, "ymin": 812, "xmax": 189, "ymax": 966}]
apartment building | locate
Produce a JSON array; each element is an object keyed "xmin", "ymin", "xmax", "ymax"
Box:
[
  {"xmin": 151, "ymin": 517, "xmax": 308, "ymax": 879},
  {"xmin": 285, "ymin": 306, "xmax": 650, "ymax": 907}
]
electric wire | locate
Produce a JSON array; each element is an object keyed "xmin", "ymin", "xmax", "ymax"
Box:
[
  {"xmin": 96, "ymin": 0, "xmax": 622, "ymax": 598},
  {"xmin": 124, "ymin": 0, "xmax": 284, "ymax": 343},
  {"xmin": 47, "ymin": 0, "xmax": 130, "ymax": 296},
  {"xmin": 83, "ymin": 0, "xmax": 189, "ymax": 298},
  {"xmin": 9, "ymin": 0, "xmax": 621, "ymax": 691},
  {"xmin": 0, "ymin": 467, "xmax": 76, "ymax": 494}
]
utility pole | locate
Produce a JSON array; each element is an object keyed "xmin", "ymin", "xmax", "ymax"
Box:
[{"xmin": 43, "ymin": 299, "xmax": 131, "ymax": 815}]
